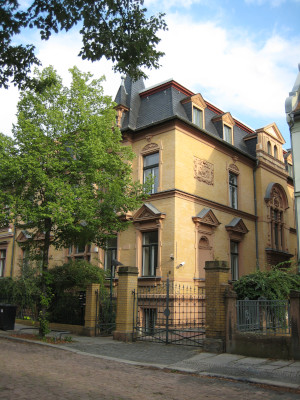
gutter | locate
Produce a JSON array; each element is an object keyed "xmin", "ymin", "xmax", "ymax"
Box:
[{"xmin": 253, "ymin": 161, "xmax": 260, "ymax": 270}]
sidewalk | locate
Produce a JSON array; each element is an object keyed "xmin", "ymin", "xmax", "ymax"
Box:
[{"xmin": 1, "ymin": 323, "xmax": 299, "ymax": 391}]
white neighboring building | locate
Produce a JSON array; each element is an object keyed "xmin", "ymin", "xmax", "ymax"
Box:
[{"xmin": 286, "ymin": 64, "xmax": 300, "ymax": 272}]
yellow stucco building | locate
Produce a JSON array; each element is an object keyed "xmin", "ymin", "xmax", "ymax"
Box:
[{"xmin": 1, "ymin": 76, "xmax": 297, "ymax": 285}]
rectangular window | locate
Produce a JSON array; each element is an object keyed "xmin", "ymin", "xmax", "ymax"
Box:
[
  {"xmin": 193, "ymin": 107, "xmax": 203, "ymax": 128},
  {"xmin": 230, "ymin": 241, "xmax": 239, "ymax": 281},
  {"xmin": 0, "ymin": 249, "xmax": 6, "ymax": 277},
  {"xmin": 75, "ymin": 244, "xmax": 86, "ymax": 254},
  {"xmin": 68, "ymin": 245, "xmax": 91, "ymax": 261},
  {"xmin": 104, "ymin": 237, "xmax": 118, "ymax": 277},
  {"xmin": 229, "ymin": 172, "xmax": 238, "ymax": 209},
  {"xmin": 288, "ymin": 164, "xmax": 293, "ymax": 177},
  {"xmin": 224, "ymin": 125, "xmax": 232, "ymax": 144},
  {"xmin": 142, "ymin": 231, "xmax": 158, "ymax": 277},
  {"xmin": 143, "ymin": 153, "xmax": 159, "ymax": 194}
]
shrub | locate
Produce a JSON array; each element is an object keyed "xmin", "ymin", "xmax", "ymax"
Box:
[
  {"xmin": 48, "ymin": 260, "xmax": 105, "ymax": 292},
  {"xmin": 233, "ymin": 263, "xmax": 300, "ymax": 300}
]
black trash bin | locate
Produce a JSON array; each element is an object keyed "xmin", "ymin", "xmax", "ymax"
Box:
[{"xmin": 0, "ymin": 304, "xmax": 17, "ymax": 330}]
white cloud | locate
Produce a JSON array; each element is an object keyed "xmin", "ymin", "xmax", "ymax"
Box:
[
  {"xmin": 0, "ymin": 30, "xmax": 122, "ymax": 137},
  {"xmin": 145, "ymin": 0, "xmax": 204, "ymax": 9},
  {"xmin": 145, "ymin": 13, "xmax": 299, "ymax": 130},
  {"xmin": 1, "ymin": 10, "xmax": 299, "ymax": 144},
  {"xmin": 244, "ymin": 0, "xmax": 300, "ymax": 6}
]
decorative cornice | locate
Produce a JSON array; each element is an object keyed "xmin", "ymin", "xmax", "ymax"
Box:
[{"xmin": 149, "ymin": 189, "xmax": 257, "ymax": 221}]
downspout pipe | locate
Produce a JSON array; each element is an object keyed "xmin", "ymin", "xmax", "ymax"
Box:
[
  {"xmin": 253, "ymin": 161, "xmax": 260, "ymax": 270},
  {"xmin": 10, "ymin": 223, "xmax": 16, "ymax": 277}
]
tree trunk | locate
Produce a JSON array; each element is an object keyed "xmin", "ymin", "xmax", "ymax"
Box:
[{"xmin": 39, "ymin": 218, "xmax": 52, "ymax": 337}]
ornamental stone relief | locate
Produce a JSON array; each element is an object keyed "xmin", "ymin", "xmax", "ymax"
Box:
[
  {"xmin": 271, "ymin": 187, "xmax": 283, "ymax": 209},
  {"xmin": 194, "ymin": 157, "xmax": 214, "ymax": 185},
  {"xmin": 228, "ymin": 163, "xmax": 239, "ymax": 174},
  {"xmin": 141, "ymin": 143, "xmax": 159, "ymax": 154}
]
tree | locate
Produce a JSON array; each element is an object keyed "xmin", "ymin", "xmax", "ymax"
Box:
[
  {"xmin": 1, "ymin": 0, "xmax": 167, "ymax": 89},
  {"xmin": 0, "ymin": 66, "xmax": 149, "ymax": 335}
]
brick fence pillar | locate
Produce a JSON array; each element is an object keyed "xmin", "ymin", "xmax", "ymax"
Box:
[
  {"xmin": 204, "ymin": 260, "xmax": 230, "ymax": 353},
  {"xmin": 290, "ymin": 290, "xmax": 300, "ymax": 360},
  {"xmin": 113, "ymin": 266, "xmax": 138, "ymax": 342},
  {"xmin": 83, "ymin": 283, "xmax": 100, "ymax": 337}
]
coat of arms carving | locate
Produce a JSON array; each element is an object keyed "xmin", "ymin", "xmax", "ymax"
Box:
[{"xmin": 194, "ymin": 157, "xmax": 214, "ymax": 185}]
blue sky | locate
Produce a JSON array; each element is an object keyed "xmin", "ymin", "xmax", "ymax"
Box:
[{"xmin": 1, "ymin": 0, "xmax": 299, "ymax": 148}]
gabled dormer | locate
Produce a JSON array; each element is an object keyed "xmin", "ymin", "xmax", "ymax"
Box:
[
  {"xmin": 181, "ymin": 93, "xmax": 207, "ymax": 129},
  {"xmin": 211, "ymin": 112, "xmax": 235, "ymax": 144},
  {"xmin": 256, "ymin": 123, "xmax": 285, "ymax": 160}
]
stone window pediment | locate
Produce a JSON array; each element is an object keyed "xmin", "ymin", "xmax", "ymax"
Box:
[
  {"xmin": 226, "ymin": 218, "xmax": 248, "ymax": 241},
  {"xmin": 192, "ymin": 208, "xmax": 220, "ymax": 228},
  {"xmin": 133, "ymin": 203, "xmax": 165, "ymax": 228}
]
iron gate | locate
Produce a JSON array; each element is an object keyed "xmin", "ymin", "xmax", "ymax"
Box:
[
  {"xmin": 133, "ymin": 279, "xmax": 205, "ymax": 346},
  {"xmin": 95, "ymin": 286, "xmax": 117, "ymax": 336}
]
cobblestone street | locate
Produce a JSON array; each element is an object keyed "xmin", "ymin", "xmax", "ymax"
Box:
[{"xmin": 1, "ymin": 338, "xmax": 299, "ymax": 400}]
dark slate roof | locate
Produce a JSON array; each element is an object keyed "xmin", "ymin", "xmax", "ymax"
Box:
[
  {"xmin": 225, "ymin": 217, "xmax": 242, "ymax": 228},
  {"xmin": 136, "ymin": 86, "xmax": 188, "ymax": 128},
  {"xmin": 114, "ymin": 76, "xmax": 256, "ymax": 157}
]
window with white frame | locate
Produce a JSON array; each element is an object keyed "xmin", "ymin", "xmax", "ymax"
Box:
[
  {"xmin": 224, "ymin": 125, "xmax": 232, "ymax": 144},
  {"xmin": 143, "ymin": 153, "xmax": 159, "ymax": 194},
  {"xmin": 142, "ymin": 231, "xmax": 158, "ymax": 277},
  {"xmin": 193, "ymin": 107, "xmax": 203, "ymax": 128},
  {"xmin": 230, "ymin": 241, "xmax": 239, "ymax": 281},
  {"xmin": 0, "ymin": 249, "xmax": 6, "ymax": 277},
  {"xmin": 229, "ymin": 172, "xmax": 238, "ymax": 209},
  {"xmin": 104, "ymin": 236, "xmax": 118, "ymax": 277}
]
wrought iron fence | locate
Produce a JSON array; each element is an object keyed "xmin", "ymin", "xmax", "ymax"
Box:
[
  {"xmin": 133, "ymin": 279, "xmax": 205, "ymax": 346},
  {"xmin": 237, "ymin": 298, "xmax": 290, "ymax": 335}
]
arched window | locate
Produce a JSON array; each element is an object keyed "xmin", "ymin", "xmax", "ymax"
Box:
[
  {"xmin": 267, "ymin": 141, "xmax": 271, "ymax": 155},
  {"xmin": 274, "ymin": 145, "xmax": 278, "ymax": 159},
  {"xmin": 265, "ymin": 183, "xmax": 288, "ymax": 252}
]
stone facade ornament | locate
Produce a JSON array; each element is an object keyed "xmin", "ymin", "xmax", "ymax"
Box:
[{"xmin": 194, "ymin": 157, "xmax": 214, "ymax": 185}]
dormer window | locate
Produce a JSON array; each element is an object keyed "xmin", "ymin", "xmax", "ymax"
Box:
[
  {"xmin": 193, "ymin": 107, "xmax": 203, "ymax": 129},
  {"xmin": 181, "ymin": 93, "xmax": 206, "ymax": 130},
  {"xmin": 212, "ymin": 112, "xmax": 235, "ymax": 145},
  {"xmin": 224, "ymin": 125, "xmax": 233, "ymax": 144}
]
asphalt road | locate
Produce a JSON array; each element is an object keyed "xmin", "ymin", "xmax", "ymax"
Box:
[{"xmin": 1, "ymin": 337, "xmax": 299, "ymax": 400}]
